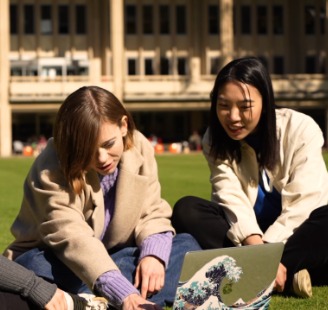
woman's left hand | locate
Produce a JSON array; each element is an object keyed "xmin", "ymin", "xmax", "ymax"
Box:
[{"xmin": 134, "ymin": 256, "xmax": 165, "ymax": 299}]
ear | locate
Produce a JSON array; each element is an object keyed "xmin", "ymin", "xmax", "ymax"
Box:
[{"xmin": 120, "ymin": 116, "xmax": 128, "ymax": 137}]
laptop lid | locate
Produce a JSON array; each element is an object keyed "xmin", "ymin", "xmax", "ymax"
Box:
[{"xmin": 173, "ymin": 242, "xmax": 284, "ymax": 310}]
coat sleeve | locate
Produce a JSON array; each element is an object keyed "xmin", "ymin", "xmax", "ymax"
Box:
[
  {"xmin": 36, "ymin": 171, "xmax": 118, "ymax": 288},
  {"xmin": 0, "ymin": 255, "xmax": 57, "ymax": 308},
  {"xmin": 202, "ymin": 129, "xmax": 263, "ymax": 246},
  {"xmin": 132, "ymin": 132, "xmax": 175, "ymax": 245},
  {"xmin": 8, "ymin": 145, "xmax": 119, "ymax": 289},
  {"xmin": 263, "ymin": 112, "xmax": 328, "ymax": 243}
]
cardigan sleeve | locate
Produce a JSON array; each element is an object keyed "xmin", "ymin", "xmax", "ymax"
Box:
[
  {"xmin": 0, "ymin": 255, "xmax": 57, "ymax": 308},
  {"xmin": 138, "ymin": 231, "xmax": 173, "ymax": 267}
]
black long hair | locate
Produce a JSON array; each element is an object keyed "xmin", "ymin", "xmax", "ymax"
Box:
[{"xmin": 209, "ymin": 56, "xmax": 278, "ymax": 169}]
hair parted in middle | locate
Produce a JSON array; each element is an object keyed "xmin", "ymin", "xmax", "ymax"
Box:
[
  {"xmin": 209, "ymin": 56, "xmax": 278, "ymax": 170},
  {"xmin": 53, "ymin": 85, "xmax": 136, "ymax": 194}
]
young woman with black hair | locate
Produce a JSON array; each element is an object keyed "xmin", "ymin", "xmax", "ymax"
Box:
[{"xmin": 172, "ymin": 56, "xmax": 328, "ymax": 299}]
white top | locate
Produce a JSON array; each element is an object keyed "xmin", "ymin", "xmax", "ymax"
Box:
[{"xmin": 203, "ymin": 108, "xmax": 328, "ymax": 245}]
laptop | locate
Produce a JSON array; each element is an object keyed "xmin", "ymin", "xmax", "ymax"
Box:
[{"xmin": 173, "ymin": 242, "xmax": 284, "ymax": 310}]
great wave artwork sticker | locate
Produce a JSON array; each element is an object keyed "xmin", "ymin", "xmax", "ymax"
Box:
[{"xmin": 173, "ymin": 255, "xmax": 275, "ymax": 310}]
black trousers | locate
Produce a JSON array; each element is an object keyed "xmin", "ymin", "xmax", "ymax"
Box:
[
  {"xmin": 171, "ymin": 196, "xmax": 328, "ymax": 291},
  {"xmin": 0, "ymin": 292, "xmax": 36, "ymax": 310}
]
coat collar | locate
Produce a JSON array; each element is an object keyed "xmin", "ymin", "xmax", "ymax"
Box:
[{"xmin": 119, "ymin": 145, "xmax": 144, "ymax": 174}]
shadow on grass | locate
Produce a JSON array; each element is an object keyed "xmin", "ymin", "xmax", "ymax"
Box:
[{"xmin": 271, "ymin": 286, "xmax": 328, "ymax": 309}]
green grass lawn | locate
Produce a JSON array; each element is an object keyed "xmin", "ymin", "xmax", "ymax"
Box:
[{"xmin": 1, "ymin": 153, "xmax": 328, "ymax": 309}]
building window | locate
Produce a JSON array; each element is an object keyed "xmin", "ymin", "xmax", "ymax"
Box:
[
  {"xmin": 210, "ymin": 57, "xmax": 220, "ymax": 75},
  {"xmin": 177, "ymin": 57, "xmax": 187, "ymax": 75},
  {"xmin": 208, "ymin": 5, "xmax": 219, "ymax": 35},
  {"xmin": 128, "ymin": 59, "xmax": 137, "ymax": 75},
  {"xmin": 77, "ymin": 66, "xmax": 88, "ymax": 76},
  {"xmin": 10, "ymin": 61, "xmax": 38, "ymax": 76},
  {"xmin": 305, "ymin": 6, "xmax": 315, "ymax": 35},
  {"xmin": 258, "ymin": 56, "xmax": 268, "ymax": 69},
  {"xmin": 160, "ymin": 57, "xmax": 170, "ymax": 75},
  {"xmin": 125, "ymin": 5, "xmax": 137, "ymax": 34},
  {"xmin": 257, "ymin": 6, "xmax": 267, "ymax": 35},
  {"xmin": 319, "ymin": 56, "xmax": 326, "ymax": 73},
  {"xmin": 176, "ymin": 5, "xmax": 187, "ymax": 34},
  {"xmin": 159, "ymin": 5, "xmax": 170, "ymax": 34},
  {"xmin": 10, "ymin": 5, "xmax": 18, "ymax": 34},
  {"xmin": 320, "ymin": 7, "xmax": 325, "ymax": 34},
  {"xmin": 273, "ymin": 56, "xmax": 284, "ymax": 74},
  {"xmin": 11, "ymin": 67, "xmax": 23, "ymax": 76},
  {"xmin": 76, "ymin": 5, "xmax": 86, "ymax": 34},
  {"xmin": 58, "ymin": 5, "xmax": 69, "ymax": 34},
  {"xmin": 241, "ymin": 5, "xmax": 251, "ymax": 34},
  {"xmin": 273, "ymin": 5, "xmax": 284, "ymax": 35},
  {"xmin": 145, "ymin": 58, "xmax": 154, "ymax": 75},
  {"xmin": 143, "ymin": 5, "xmax": 153, "ymax": 34},
  {"xmin": 41, "ymin": 5, "xmax": 52, "ymax": 35},
  {"xmin": 24, "ymin": 5, "xmax": 34, "ymax": 34},
  {"xmin": 305, "ymin": 56, "xmax": 316, "ymax": 73}
]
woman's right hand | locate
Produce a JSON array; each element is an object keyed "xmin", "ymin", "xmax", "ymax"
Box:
[
  {"xmin": 242, "ymin": 236, "xmax": 287, "ymax": 293},
  {"xmin": 274, "ymin": 263, "xmax": 287, "ymax": 293},
  {"xmin": 242, "ymin": 234, "xmax": 263, "ymax": 246},
  {"xmin": 123, "ymin": 293, "xmax": 163, "ymax": 310}
]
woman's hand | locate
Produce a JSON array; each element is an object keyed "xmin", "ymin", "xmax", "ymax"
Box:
[
  {"xmin": 242, "ymin": 236, "xmax": 286, "ymax": 292},
  {"xmin": 44, "ymin": 288, "xmax": 67, "ymax": 310},
  {"xmin": 123, "ymin": 294, "xmax": 163, "ymax": 310},
  {"xmin": 242, "ymin": 234, "xmax": 263, "ymax": 246},
  {"xmin": 274, "ymin": 263, "xmax": 287, "ymax": 293},
  {"xmin": 134, "ymin": 256, "xmax": 165, "ymax": 299}
]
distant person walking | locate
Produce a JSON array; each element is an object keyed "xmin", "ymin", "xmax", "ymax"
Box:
[{"xmin": 188, "ymin": 130, "xmax": 202, "ymax": 151}]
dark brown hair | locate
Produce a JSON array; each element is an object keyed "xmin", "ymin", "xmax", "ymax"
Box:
[{"xmin": 53, "ymin": 86, "xmax": 135, "ymax": 194}]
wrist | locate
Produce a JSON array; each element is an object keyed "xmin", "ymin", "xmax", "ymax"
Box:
[{"xmin": 242, "ymin": 234, "xmax": 263, "ymax": 245}]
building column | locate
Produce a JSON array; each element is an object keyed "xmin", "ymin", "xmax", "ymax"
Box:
[
  {"xmin": 0, "ymin": 0, "xmax": 11, "ymax": 157},
  {"xmin": 219, "ymin": 0, "xmax": 234, "ymax": 67},
  {"xmin": 110, "ymin": 0, "xmax": 124, "ymax": 101},
  {"xmin": 88, "ymin": 0, "xmax": 101, "ymax": 84},
  {"xmin": 190, "ymin": 0, "xmax": 201, "ymax": 82}
]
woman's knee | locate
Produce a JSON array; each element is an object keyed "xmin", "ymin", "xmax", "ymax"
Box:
[
  {"xmin": 173, "ymin": 195, "xmax": 198, "ymax": 210},
  {"xmin": 14, "ymin": 248, "xmax": 46, "ymax": 270},
  {"xmin": 172, "ymin": 196, "xmax": 201, "ymax": 231},
  {"xmin": 14, "ymin": 249, "xmax": 60, "ymax": 285},
  {"xmin": 172, "ymin": 196, "xmax": 204, "ymax": 218},
  {"xmin": 173, "ymin": 233, "xmax": 201, "ymax": 251}
]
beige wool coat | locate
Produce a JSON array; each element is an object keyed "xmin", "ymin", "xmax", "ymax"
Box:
[
  {"xmin": 4, "ymin": 131, "xmax": 174, "ymax": 289},
  {"xmin": 203, "ymin": 108, "xmax": 328, "ymax": 246}
]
